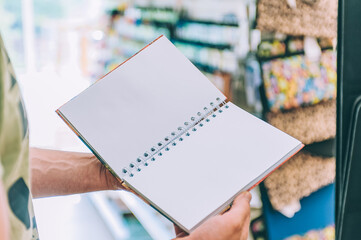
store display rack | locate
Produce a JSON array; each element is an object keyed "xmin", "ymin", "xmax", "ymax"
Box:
[
  {"xmin": 257, "ymin": 47, "xmax": 334, "ymax": 62},
  {"xmin": 256, "ymin": 37, "xmax": 334, "ymax": 61},
  {"xmin": 172, "ymin": 38, "xmax": 232, "ymax": 50},
  {"xmin": 99, "ymin": 4, "xmax": 242, "ymax": 99},
  {"xmin": 90, "ymin": 192, "xmax": 174, "ymax": 240},
  {"xmin": 178, "ymin": 18, "xmax": 239, "ymax": 27}
]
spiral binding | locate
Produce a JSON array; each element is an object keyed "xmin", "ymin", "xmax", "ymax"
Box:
[{"xmin": 121, "ymin": 97, "xmax": 229, "ymax": 178}]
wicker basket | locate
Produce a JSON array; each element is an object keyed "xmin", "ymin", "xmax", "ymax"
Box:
[
  {"xmin": 257, "ymin": 0, "xmax": 338, "ymax": 38},
  {"xmin": 267, "ymin": 99, "xmax": 336, "ymax": 145},
  {"xmin": 264, "ymin": 150, "xmax": 335, "ymax": 211}
]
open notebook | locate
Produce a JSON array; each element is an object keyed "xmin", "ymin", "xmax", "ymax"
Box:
[{"xmin": 57, "ymin": 36, "xmax": 303, "ymax": 233}]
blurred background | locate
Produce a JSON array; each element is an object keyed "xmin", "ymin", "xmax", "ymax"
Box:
[{"xmin": 0, "ymin": 0, "xmax": 337, "ymax": 239}]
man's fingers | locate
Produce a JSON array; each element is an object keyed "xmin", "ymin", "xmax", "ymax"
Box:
[
  {"xmin": 234, "ymin": 192, "xmax": 252, "ymax": 205},
  {"xmin": 174, "ymin": 224, "xmax": 188, "ymax": 238},
  {"xmin": 223, "ymin": 192, "xmax": 251, "ymax": 238},
  {"xmin": 174, "ymin": 225, "xmax": 185, "ymax": 235},
  {"xmin": 225, "ymin": 192, "xmax": 251, "ymax": 219},
  {"xmin": 173, "ymin": 192, "xmax": 251, "ymax": 239},
  {"xmin": 240, "ymin": 214, "xmax": 251, "ymax": 240}
]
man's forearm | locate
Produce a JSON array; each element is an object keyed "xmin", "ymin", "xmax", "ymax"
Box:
[{"xmin": 30, "ymin": 148, "xmax": 122, "ymax": 198}]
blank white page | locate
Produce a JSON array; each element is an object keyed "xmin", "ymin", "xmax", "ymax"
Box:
[
  {"xmin": 58, "ymin": 36, "xmax": 225, "ymax": 175},
  {"xmin": 125, "ymin": 103, "xmax": 302, "ymax": 232}
]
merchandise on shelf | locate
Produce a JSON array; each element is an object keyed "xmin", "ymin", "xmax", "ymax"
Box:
[
  {"xmin": 203, "ymin": 72, "xmax": 231, "ymax": 95},
  {"xmin": 287, "ymin": 38, "xmax": 305, "ymax": 53},
  {"xmin": 100, "ymin": 6, "xmax": 175, "ymax": 73},
  {"xmin": 96, "ymin": 3, "xmax": 245, "ymax": 100},
  {"xmin": 175, "ymin": 22, "xmax": 240, "ymax": 46},
  {"xmin": 258, "ymin": 40, "xmax": 286, "ymax": 58},
  {"xmin": 261, "ymin": 50, "xmax": 337, "ymax": 112},
  {"xmin": 174, "ymin": 41, "xmax": 237, "ymax": 73},
  {"xmin": 245, "ymin": 53, "xmax": 263, "ymax": 113},
  {"xmin": 114, "ymin": 19, "xmax": 171, "ymax": 44},
  {"xmin": 318, "ymin": 38, "xmax": 334, "ymax": 49},
  {"xmin": 257, "ymin": 37, "xmax": 334, "ymax": 59},
  {"xmin": 138, "ymin": 7, "xmax": 179, "ymax": 24}
]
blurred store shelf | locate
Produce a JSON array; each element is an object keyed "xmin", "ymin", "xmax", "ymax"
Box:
[
  {"xmin": 33, "ymin": 194, "xmax": 115, "ymax": 240},
  {"xmin": 90, "ymin": 192, "xmax": 174, "ymax": 240}
]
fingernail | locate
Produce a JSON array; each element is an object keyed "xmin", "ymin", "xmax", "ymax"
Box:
[{"xmin": 241, "ymin": 191, "xmax": 252, "ymax": 203}]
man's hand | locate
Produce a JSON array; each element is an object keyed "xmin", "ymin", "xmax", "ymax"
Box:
[
  {"xmin": 98, "ymin": 159, "xmax": 124, "ymax": 191},
  {"xmin": 174, "ymin": 192, "xmax": 252, "ymax": 240}
]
